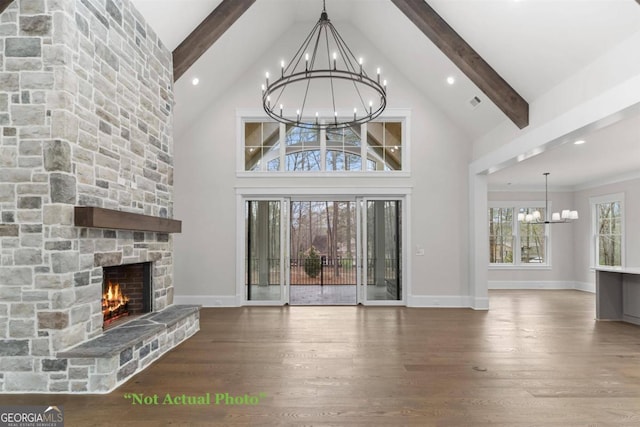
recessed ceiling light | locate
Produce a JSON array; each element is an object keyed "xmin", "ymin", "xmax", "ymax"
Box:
[
  {"xmin": 574, "ymin": 139, "xmax": 586, "ymax": 145},
  {"xmin": 192, "ymin": 77, "xmax": 200, "ymax": 86},
  {"xmin": 446, "ymin": 76, "xmax": 455, "ymax": 85}
]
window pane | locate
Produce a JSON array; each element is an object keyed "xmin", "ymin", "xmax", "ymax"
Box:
[
  {"xmin": 366, "ymin": 122, "xmax": 402, "ymax": 171},
  {"xmin": 346, "ymin": 153, "xmax": 361, "ymax": 171},
  {"xmin": 326, "ymin": 126, "xmax": 362, "ymax": 171},
  {"xmin": 326, "ymin": 151, "xmax": 345, "ymax": 171},
  {"xmin": 489, "ymin": 207, "xmax": 514, "ymax": 264},
  {"xmin": 244, "ymin": 122, "xmax": 280, "ymax": 171},
  {"xmin": 267, "ymin": 158, "xmax": 280, "ymax": 172},
  {"xmin": 518, "ymin": 207, "xmax": 545, "ymax": 264},
  {"xmin": 596, "ymin": 200, "xmax": 622, "ymax": 267},
  {"xmin": 520, "ymin": 225, "xmax": 546, "ymax": 264}
]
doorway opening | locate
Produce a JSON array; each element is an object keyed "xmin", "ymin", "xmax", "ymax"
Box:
[{"xmin": 290, "ymin": 201, "xmax": 357, "ymax": 305}]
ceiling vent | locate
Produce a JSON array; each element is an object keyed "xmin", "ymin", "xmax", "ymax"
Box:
[{"xmin": 468, "ymin": 96, "xmax": 482, "ymax": 109}]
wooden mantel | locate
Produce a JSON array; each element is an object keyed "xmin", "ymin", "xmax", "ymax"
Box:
[{"xmin": 74, "ymin": 207, "xmax": 182, "ymax": 233}]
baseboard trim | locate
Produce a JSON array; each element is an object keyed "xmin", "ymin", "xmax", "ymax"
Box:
[
  {"xmin": 574, "ymin": 281, "xmax": 596, "ymax": 293},
  {"xmin": 173, "ymin": 295, "xmax": 239, "ymax": 307},
  {"xmin": 175, "ymin": 287, "xmax": 596, "ymax": 309},
  {"xmin": 489, "ymin": 280, "xmax": 595, "ymax": 293},
  {"xmin": 407, "ymin": 295, "xmax": 474, "ymax": 308},
  {"xmin": 472, "ymin": 297, "xmax": 489, "ymax": 310}
]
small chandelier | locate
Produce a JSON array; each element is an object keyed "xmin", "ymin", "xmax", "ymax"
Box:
[
  {"xmin": 261, "ymin": 0, "xmax": 387, "ymax": 130},
  {"xmin": 518, "ymin": 173, "xmax": 578, "ymax": 224}
]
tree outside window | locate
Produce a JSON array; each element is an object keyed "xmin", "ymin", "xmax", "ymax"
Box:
[
  {"xmin": 489, "ymin": 207, "xmax": 513, "ymax": 264},
  {"xmin": 519, "ymin": 208, "xmax": 546, "ymax": 264},
  {"xmin": 596, "ymin": 201, "xmax": 622, "ymax": 267}
]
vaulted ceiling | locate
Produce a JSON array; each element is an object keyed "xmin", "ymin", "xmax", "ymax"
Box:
[{"xmin": 131, "ymin": 0, "xmax": 640, "ymax": 189}]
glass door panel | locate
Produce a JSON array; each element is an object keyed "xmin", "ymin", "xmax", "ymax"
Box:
[
  {"xmin": 360, "ymin": 199, "xmax": 402, "ymax": 303},
  {"xmin": 245, "ymin": 200, "xmax": 286, "ymax": 302},
  {"xmin": 289, "ymin": 201, "xmax": 357, "ymax": 305}
]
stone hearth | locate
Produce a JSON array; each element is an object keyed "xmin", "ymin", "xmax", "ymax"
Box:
[
  {"xmin": 0, "ymin": 0, "xmax": 195, "ymax": 393},
  {"xmin": 58, "ymin": 305, "xmax": 199, "ymax": 393}
]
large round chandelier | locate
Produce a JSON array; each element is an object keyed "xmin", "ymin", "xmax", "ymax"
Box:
[{"xmin": 261, "ymin": 1, "xmax": 387, "ymax": 130}]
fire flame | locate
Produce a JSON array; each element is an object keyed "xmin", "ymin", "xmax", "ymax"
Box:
[{"xmin": 102, "ymin": 281, "xmax": 129, "ymax": 315}]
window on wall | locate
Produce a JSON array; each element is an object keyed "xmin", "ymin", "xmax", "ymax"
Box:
[
  {"xmin": 591, "ymin": 194, "xmax": 624, "ymax": 268},
  {"xmin": 242, "ymin": 120, "xmax": 404, "ymax": 172},
  {"xmin": 488, "ymin": 204, "xmax": 549, "ymax": 267}
]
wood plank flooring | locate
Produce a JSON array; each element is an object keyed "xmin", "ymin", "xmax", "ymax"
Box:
[{"xmin": 3, "ymin": 290, "xmax": 640, "ymax": 426}]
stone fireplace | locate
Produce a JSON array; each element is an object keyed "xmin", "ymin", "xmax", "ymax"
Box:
[{"xmin": 0, "ymin": 0, "xmax": 199, "ymax": 393}]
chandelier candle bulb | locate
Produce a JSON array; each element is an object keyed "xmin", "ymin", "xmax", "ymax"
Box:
[
  {"xmin": 354, "ymin": 108, "xmax": 357, "ymax": 120},
  {"xmin": 333, "ymin": 52, "xmax": 337, "ymax": 70},
  {"xmin": 281, "ymin": 60, "xmax": 285, "ymax": 77},
  {"xmin": 377, "ymin": 67, "xmax": 381, "ymax": 83},
  {"xmin": 280, "ymin": 104, "xmax": 283, "ymax": 116},
  {"xmin": 265, "ymin": 72, "xmax": 269, "ymax": 86},
  {"xmin": 359, "ymin": 57, "xmax": 363, "ymax": 74},
  {"xmin": 305, "ymin": 53, "xmax": 309, "ymax": 71}
]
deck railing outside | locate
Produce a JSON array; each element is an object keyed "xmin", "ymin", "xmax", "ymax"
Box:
[{"xmin": 246, "ymin": 257, "xmax": 398, "ymax": 287}]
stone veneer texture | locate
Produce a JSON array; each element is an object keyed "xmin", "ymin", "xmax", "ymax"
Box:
[{"xmin": 0, "ymin": 0, "xmax": 176, "ymax": 392}]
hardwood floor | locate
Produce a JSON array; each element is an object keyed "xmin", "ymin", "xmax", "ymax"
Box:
[{"xmin": 3, "ymin": 290, "xmax": 640, "ymax": 426}]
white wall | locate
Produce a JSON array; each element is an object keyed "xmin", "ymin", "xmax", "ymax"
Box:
[
  {"xmin": 488, "ymin": 191, "xmax": 576, "ymax": 288},
  {"xmin": 573, "ymin": 177, "xmax": 640, "ymax": 287},
  {"xmin": 172, "ymin": 24, "xmax": 473, "ymax": 306}
]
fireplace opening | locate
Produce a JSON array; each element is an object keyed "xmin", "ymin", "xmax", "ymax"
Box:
[{"xmin": 102, "ymin": 262, "xmax": 152, "ymax": 329}]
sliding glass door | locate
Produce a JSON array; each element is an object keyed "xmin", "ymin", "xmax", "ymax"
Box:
[
  {"xmin": 358, "ymin": 199, "xmax": 403, "ymax": 304},
  {"xmin": 245, "ymin": 199, "xmax": 288, "ymax": 304},
  {"xmin": 241, "ymin": 196, "xmax": 405, "ymax": 305}
]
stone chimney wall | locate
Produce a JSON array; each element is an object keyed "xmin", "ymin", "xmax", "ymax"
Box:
[{"xmin": 0, "ymin": 0, "xmax": 175, "ymax": 392}]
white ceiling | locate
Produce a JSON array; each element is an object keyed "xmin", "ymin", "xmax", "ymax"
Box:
[
  {"xmin": 130, "ymin": 0, "xmax": 640, "ymax": 190},
  {"xmin": 487, "ymin": 111, "xmax": 640, "ymax": 190}
]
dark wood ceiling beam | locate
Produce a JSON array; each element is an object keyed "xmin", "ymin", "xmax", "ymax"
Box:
[
  {"xmin": 0, "ymin": 0, "xmax": 14, "ymax": 14},
  {"xmin": 391, "ymin": 0, "xmax": 529, "ymax": 129},
  {"xmin": 172, "ymin": 0, "xmax": 256, "ymax": 81}
]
